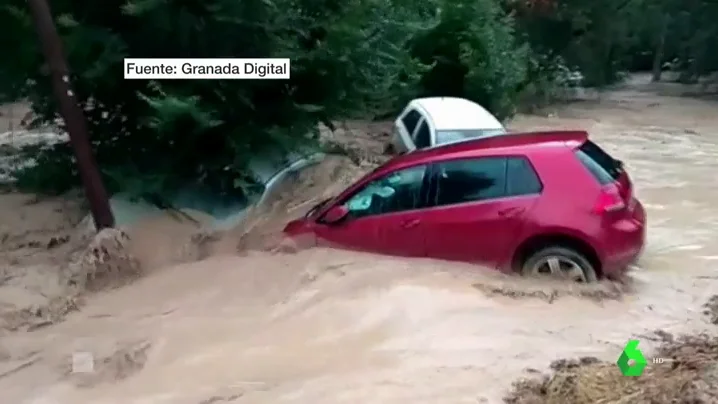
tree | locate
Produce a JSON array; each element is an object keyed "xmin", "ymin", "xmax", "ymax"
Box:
[
  {"xmin": 411, "ymin": 0, "xmax": 529, "ymax": 119},
  {"xmin": 6, "ymin": 0, "xmax": 718, "ymax": 202},
  {"xmin": 0, "ymin": 0, "xmax": 429, "ymax": 198}
]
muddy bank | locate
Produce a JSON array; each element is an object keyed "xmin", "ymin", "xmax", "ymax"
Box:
[
  {"xmin": 0, "ymin": 191, "xmax": 86, "ymax": 331},
  {"xmin": 0, "ymin": 119, "xmax": 388, "ymax": 333}
]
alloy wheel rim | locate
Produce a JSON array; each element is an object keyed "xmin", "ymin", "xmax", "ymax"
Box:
[{"xmin": 528, "ymin": 256, "xmax": 587, "ymax": 283}]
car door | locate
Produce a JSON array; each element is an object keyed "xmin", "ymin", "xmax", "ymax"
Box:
[
  {"xmin": 314, "ymin": 164, "xmax": 431, "ymax": 257},
  {"xmin": 421, "ymin": 156, "xmax": 538, "ymax": 268}
]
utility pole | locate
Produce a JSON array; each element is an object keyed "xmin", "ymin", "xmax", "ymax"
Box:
[{"xmin": 26, "ymin": 0, "xmax": 115, "ymax": 229}]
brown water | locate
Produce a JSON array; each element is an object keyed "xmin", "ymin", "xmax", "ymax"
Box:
[{"xmin": 2, "ymin": 76, "xmax": 718, "ymax": 403}]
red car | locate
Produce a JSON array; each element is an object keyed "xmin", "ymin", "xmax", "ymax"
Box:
[{"xmin": 284, "ymin": 130, "xmax": 645, "ymax": 282}]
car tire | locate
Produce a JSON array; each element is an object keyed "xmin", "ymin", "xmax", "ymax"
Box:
[{"xmin": 520, "ymin": 246, "xmax": 598, "ymax": 283}]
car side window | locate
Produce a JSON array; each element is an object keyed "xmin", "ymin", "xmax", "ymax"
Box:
[
  {"xmin": 506, "ymin": 157, "xmax": 542, "ymax": 196},
  {"xmin": 343, "ymin": 165, "xmax": 428, "ymax": 219},
  {"xmin": 401, "ymin": 109, "xmax": 421, "ymax": 134},
  {"xmin": 434, "ymin": 157, "xmax": 508, "ymax": 206},
  {"xmin": 414, "ymin": 120, "xmax": 431, "ymax": 148}
]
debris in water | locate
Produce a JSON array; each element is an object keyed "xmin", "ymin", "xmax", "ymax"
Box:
[
  {"xmin": 472, "ymin": 276, "xmax": 632, "ymax": 303},
  {"xmin": 703, "ymin": 295, "xmax": 718, "ymax": 324}
]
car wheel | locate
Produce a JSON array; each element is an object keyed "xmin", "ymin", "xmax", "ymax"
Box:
[{"xmin": 521, "ymin": 246, "xmax": 598, "ymax": 283}]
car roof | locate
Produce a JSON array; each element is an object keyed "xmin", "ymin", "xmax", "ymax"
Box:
[
  {"xmin": 377, "ymin": 130, "xmax": 588, "ymax": 174},
  {"xmin": 408, "ymin": 97, "xmax": 504, "ymax": 130}
]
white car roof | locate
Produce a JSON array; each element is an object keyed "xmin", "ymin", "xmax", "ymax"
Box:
[{"xmin": 409, "ymin": 97, "xmax": 503, "ymax": 131}]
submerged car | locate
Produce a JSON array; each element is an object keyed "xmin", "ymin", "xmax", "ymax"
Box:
[
  {"xmin": 284, "ymin": 130, "xmax": 645, "ymax": 282},
  {"xmin": 390, "ymin": 97, "xmax": 506, "ymax": 154}
]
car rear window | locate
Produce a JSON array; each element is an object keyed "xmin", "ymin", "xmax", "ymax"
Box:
[{"xmin": 574, "ymin": 140, "xmax": 622, "ymax": 185}]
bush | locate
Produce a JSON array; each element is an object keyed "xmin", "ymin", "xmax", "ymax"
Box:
[
  {"xmin": 517, "ymin": 54, "xmax": 583, "ymax": 110},
  {"xmin": 4, "ymin": 0, "xmax": 429, "ymax": 199},
  {"xmin": 409, "ymin": 0, "xmax": 529, "ymax": 120},
  {"xmin": 7, "ymin": 0, "xmax": 641, "ymax": 201}
]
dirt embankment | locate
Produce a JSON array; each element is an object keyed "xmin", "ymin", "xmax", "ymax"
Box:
[
  {"xmin": 0, "ymin": 191, "xmax": 144, "ymax": 331},
  {"xmin": 0, "ymin": 120, "xmax": 392, "ymax": 333}
]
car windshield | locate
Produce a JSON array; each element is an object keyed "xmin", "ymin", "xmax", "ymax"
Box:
[{"xmin": 436, "ymin": 128, "xmax": 506, "ymax": 145}]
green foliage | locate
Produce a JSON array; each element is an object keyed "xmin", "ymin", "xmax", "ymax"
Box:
[
  {"xmin": 510, "ymin": 0, "xmax": 718, "ymax": 87},
  {"xmin": 3, "ymin": 0, "xmax": 430, "ymax": 198},
  {"xmin": 0, "ymin": 5, "xmax": 38, "ymax": 103},
  {"xmin": 517, "ymin": 53, "xmax": 582, "ymax": 110},
  {"xmin": 508, "ymin": 0, "xmax": 636, "ymax": 87},
  {"xmin": 4, "ymin": 0, "xmax": 718, "ymax": 201},
  {"xmin": 410, "ymin": 0, "xmax": 528, "ymax": 119},
  {"xmin": 12, "ymin": 143, "xmax": 78, "ymax": 194}
]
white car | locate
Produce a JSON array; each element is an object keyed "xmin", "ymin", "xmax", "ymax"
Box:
[{"xmin": 390, "ymin": 97, "xmax": 506, "ymax": 154}]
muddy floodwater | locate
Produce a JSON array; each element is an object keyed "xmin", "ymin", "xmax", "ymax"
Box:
[{"xmin": 1, "ymin": 76, "xmax": 718, "ymax": 403}]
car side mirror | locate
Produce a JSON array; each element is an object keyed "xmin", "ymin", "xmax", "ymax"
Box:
[{"xmin": 322, "ymin": 205, "xmax": 349, "ymax": 224}]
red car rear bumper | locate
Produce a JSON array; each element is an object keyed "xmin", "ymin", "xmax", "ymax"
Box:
[{"xmin": 601, "ymin": 199, "xmax": 646, "ymax": 276}]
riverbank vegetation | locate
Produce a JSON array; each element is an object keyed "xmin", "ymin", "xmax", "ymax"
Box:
[{"xmin": 1, "ymin": 0, "xmax": 717, "ymax": 199}]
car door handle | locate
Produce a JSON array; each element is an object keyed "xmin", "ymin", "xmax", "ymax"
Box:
[
  {"xmin": 401, "ymin": 219, "xmax": 421, "ymax": 229},
  {"xmin": 498, "ymin": 207, "xmax": 524, "ymax": 217}
]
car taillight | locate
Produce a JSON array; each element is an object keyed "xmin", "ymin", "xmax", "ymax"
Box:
[{"xmin": 594, "ymin": 189, "xmax": 626, "ymax": 214}]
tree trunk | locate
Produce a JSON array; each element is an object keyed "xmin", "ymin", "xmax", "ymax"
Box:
[
  {"xmin": 651, "ymin": 14, "xmax": 669, "ymax": 82},
  {"xmin": 27, "ymin": 0, "xmax": 115, "ymax": 229}
]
